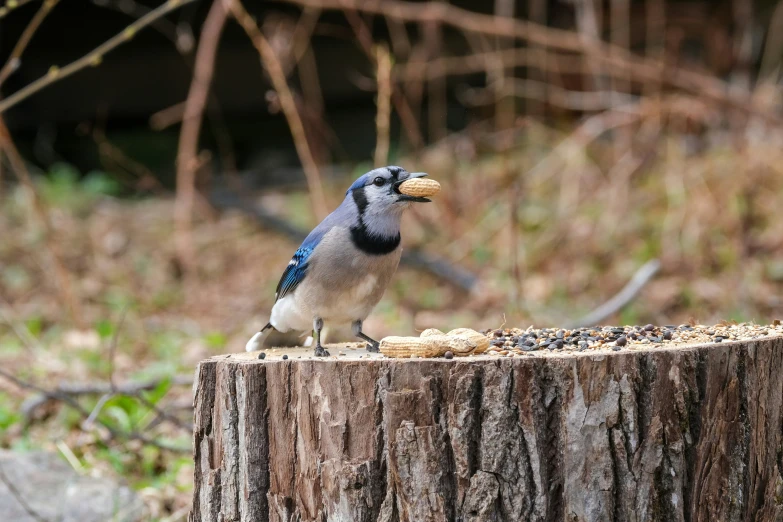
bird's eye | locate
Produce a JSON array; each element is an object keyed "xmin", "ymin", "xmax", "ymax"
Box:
[{"xmin": 373, "ymin": 177, "xmax": 385, "ymax": 186}]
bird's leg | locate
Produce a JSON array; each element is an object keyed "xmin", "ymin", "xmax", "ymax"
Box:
[
  {"xmin": 352, "ymin": 320, "xmax": 380, "ymax": 352},
  {"xmin": 313, "ymin": 317, "xmax": 330, "ymax": 357}
]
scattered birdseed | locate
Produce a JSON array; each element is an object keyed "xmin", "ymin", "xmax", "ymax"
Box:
[
  {"xmin": 251, "ymin": 323, "xmax": 782, "ymax": 360},
  {"xmin": 474, "ymin": 322, "xmax": 782, "ymax": 357}
]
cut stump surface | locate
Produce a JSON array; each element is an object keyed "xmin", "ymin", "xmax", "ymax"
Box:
[{"xmin": 190, "ymin": 335, "xmax": 783, "ymax": 522}]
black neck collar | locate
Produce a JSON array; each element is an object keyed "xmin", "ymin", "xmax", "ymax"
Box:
[
  {"xmin": 350, "ymin": 224, "xmax": 400, "ymax": 255},
  {"xmin": 350, "ymin": 187, "xmax": 401, "ymax": 255}
]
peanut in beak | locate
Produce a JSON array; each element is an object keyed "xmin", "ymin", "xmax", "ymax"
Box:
[{"xmin": 397, "ymin": 178, "xmax": 441, "ymax": 198}]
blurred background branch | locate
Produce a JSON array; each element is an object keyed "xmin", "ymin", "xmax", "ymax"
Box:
[
  {"xmin": 567, "ymin": 259, "xmax": 662, "ymax": 329},
  {"xmin": 229, "ymin": 0, "xmax": 329, "ymax": 220},
  {"xmin": 0, "ymin": 0, "xmax": 60, "ymax": 88},
  {"xmin": 174, "ymin": 0, "xmax": 229, "ymax": 279},
  {"xmin": 0, "ymin": 0, "xmax": 197, "ymax": 114}
]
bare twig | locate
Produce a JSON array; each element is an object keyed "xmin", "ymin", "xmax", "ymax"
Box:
[
  {"xmin": 274, "ymin": 0, "xmax": 779, "ymax": 124},
  {"xmin": 374, "ymin": 45, "xmax": 392, "ymax": 166},
  {"xmin": 91, "ymin": 0, "xmax": 183, "ymax": 48},
  {"xmin": 573, "ymin": 0, "xmax": 606, "ymax": 93},
  {"xmin": 393, "ymin": 47, "xmax": 584, "ymax": 82},
  {"xmin": 94, "ymin": 309, "xmax": 195, "ymax": 434},
  {"xmin": 340, "ymin": 6, "xmax": 424, "ymax": 149},
  {"xmin": 136, "ymin": 393, "xmax": 194, "ymax": 432},
  {"xmin": 759, "ymin": 1, "xmax": 783, "ymax": 82},
  {"xmin": 151, "ymin": 99, "xmax": 237, "ymax": 178},
  {"xmin": 99, "ymin": 0, "xmax": 236, "ymax": 176},
  {"xmin": 0, "ymin": 461, "xmax": 50, "ymax": 522},
  {"xmin": 0, "ymin": 0, "xmax": 60, "ymax": 88},
  {"xmin": 92, "ymin": 127, "xmax": 166, "ymax": 192},
  {"xmin": 566, "ymin": 259, "xmax": 661, "ymax": 328},
  {"xmin": 492, "ymin": 0, "xmax": 515, "ymax": 132},
  {"xmin": 400, "ymin": 249, "xmax": 478, "ymax": 293},
  {"xmin": 424, "ymin": 12, "xmax": 446, "ymax": 141},
  {"xmin": 0, "ymin": 293, "xmax": 46, "ymax": 357},
  {"xmin": 526, "ymin": 0, "xmax": 547, "ymax": 117},
  {"xmin": 525, "ymin": 102, "xmax": 644, "ymax": 188},
  {"xmin": 81, "ymin": 391, "xmax": 193, "ymax": 433},
  {"xmin": 25, "ymin": 375, "xmax": 193, "ymax": 396},
  {"xmin": 20, "ymin": 374, "xmax": 193, "ymax": 420},
  {"xmin": 0, "ymin": 0, "xmax": 40, "ymax": 18},
  {"xmin": 175, "ymin": 0, "xmax": 229, "ymax": 276},
  {"xmin": 71, "ymin": 309, "xmax": 194, "ymax": 439},
  {"xmin": 0, "ymin": 118, "xmax": 83, "ymax": 325},
  {"xmin": 1, "ymin": 369, "xmax": 191, "ymax": 453},
  {"xmin": 150, "ymin": 101, "xmax": 187, "ymax": 130},
  {"xmin": 470, "ymin": 78, "xmax": 638, "ymax": 112},
  {"xmin": 288, "ymin": 6, "xmax": 323, "ymax": 74},
  {"xmin": 0, "ymin": 0, "xmax": 197, "ymax": 114},
  {"xmin": 609, "ymin": 0, "xmax": 631, "ymax": 107},
  {"xmin": 295, "ymin": 39, "xmax": 330, "ymax": 165},
  {"xmin": 228, "ymin": 0, "xmax": 329, "ymax": 219},
  {"xmin": 82, "ymin": 393, "xmax": 113, "ymax": 429},
  {"xmin": 107, "ymin": 308, "xmax": 127, "ymax": 391},
  {"xmin": 386, "ymin": 16, "xmax": 411, "ymax": 58}
]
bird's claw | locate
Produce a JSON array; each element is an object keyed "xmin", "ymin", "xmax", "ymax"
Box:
[
  {"xmin": 314, "ymin": 345, "xmax": 330, "ymax": 357},
  {"xmin": 366, "ymin": 342, "xmax": 380, "ymax": 353}
]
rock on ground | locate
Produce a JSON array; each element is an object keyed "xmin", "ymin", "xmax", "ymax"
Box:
[{"xmin": 0, "ymin": 450, "xmax": 146, "ymax": 522}]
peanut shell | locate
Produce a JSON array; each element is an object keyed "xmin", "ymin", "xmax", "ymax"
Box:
[{"xmin": 398, "ymin": 178, "xmax": 440, "ymax": 198}]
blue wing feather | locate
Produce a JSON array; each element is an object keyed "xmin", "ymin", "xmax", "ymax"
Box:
[
  {"xmin": 274, "ymin": 210, "xmax": 343, "ymax": 301},
  {"xmin": 275, "ymin": 246, "xmax": 313, "ymax": 300},
  {"xmin": 275, "ymin": 183, "xmax": 365, "ymax": 301}
]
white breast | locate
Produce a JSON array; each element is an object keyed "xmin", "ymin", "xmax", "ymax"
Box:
[{"xmin": 269, "ymin": 294, "xmax": 311, "ymax": 332}]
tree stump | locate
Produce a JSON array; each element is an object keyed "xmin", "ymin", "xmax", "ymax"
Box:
[{"xmin": 190, "ymin": 337, "xmax": 783, "ymax": 522}]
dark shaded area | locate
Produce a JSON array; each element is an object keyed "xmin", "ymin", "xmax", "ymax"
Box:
[{"xmin": 2, "ymin": 0, "xmax": 762, "ymax": 186}]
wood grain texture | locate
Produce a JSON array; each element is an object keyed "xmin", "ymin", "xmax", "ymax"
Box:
[{"xmin": 190, "ymin": 337, "xmax": 783, "ymax": 522}]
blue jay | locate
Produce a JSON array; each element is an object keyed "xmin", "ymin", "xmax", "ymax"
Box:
[{"xmin": 245, "ymin": 166, "xmax": 432, "ymax": 356}]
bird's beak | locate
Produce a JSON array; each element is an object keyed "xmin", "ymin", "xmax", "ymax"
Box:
[{"xmin": 393, "ymin": 172, "xmax": 431, "ymax": 203}]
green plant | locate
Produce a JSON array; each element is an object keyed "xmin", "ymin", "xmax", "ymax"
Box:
[{"xmin": 38, "ymin": 163, "xmax": 120, "ymax": 212}]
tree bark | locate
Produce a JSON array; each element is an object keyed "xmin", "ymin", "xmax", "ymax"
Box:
[{"xmin": 190, "ymin": 337, "xmax": 783, "ymax": 522}]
